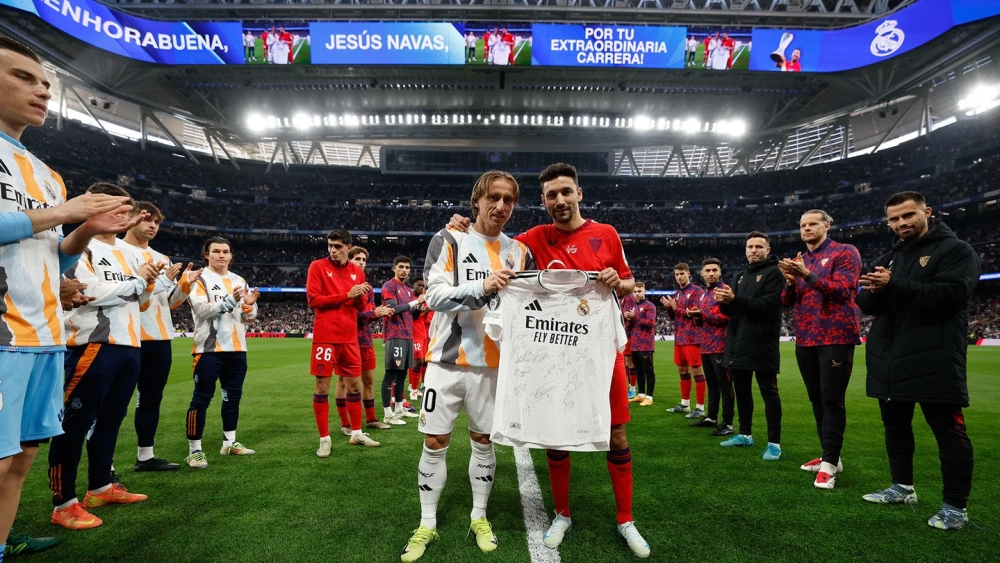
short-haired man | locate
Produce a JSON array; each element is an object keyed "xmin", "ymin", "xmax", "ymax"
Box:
[
  {"xmin": 0, "ymin": 36, "xmax": 144, "ymax": 554},
  {"xmin": 779, "ymin": 210, "xmax": 862, "ymax": 489},
  {"xmin": 400, "ymin": 170, "xmax": 531, "ymax": 562},
  {"xmin": 714, "ymin": 232, "xmax": 785, "ymax": 461},
  {"xmin": 184, "ymin": 237, "xmax": 260, "ymax": 468},
  {"xmin": 50, "ymin": 183, "xmax": 159, "ymax": 530},
  {"xmin": 857, "ymin": 191, "xmax": 979, "ymax": 530},
  {"xmin": 119, "ymin": 201, "xmax": 200, "ymax": 472},
  {"xmin": 307, "ymin": 230, "xmax": 379, "ymax": 457},
  {"xmin": 381, "ymin": 256, "xmax": 425, "ymax": 425},
  {"xmin": 661, "ymin": 263, "xmax": 707, "ymax": 416},
  {"xmin": 625, "ymin": 283, "xmax": 657, "ymax": 407},
  {"xmin": 450, "ymin": 162, "xmax": 649, "ymax": 557},
  {"xmin": 620, "ymin": 291, "xmax": 639, "ymax": 400},
  {"xmin": 692, "ymin": 258, "xmax": 734, "ymax": 435},
  {"xmin": 331, "ymin": 246, "xmax": 392, "ymax": 436}
]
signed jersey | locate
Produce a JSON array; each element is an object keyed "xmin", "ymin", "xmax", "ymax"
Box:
[{"xmin": 483, "ymin": 270, "xmax": 627, "ymax": 452}]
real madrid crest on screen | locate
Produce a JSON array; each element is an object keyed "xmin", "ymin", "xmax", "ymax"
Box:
[
  {"xmin": 488, "ymin": 292, "xmax": 501, "ymax": 311},
  {"xmin": 871, "ymin": 20, "xmax": 904, "ymax": 57},
  {"xmin": 577, "ymin": 298, "xmax": 590, "ymax": 316}
]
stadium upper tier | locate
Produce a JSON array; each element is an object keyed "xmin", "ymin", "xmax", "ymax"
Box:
[{"xmin": 24, "ymin": 111, "xmax": 1000, "ymax": 208}]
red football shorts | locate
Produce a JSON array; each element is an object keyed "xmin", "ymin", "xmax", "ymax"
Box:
[
  {"xmin": 674, "ymin": 344, "xmax": 703, "ymax": 368},
  {"xmin": 310, "ymin": 343, "xmax": 361, "ymax": 378},
  {"xmin": 610, "ymin": 352, "xmax": 630, "ymax": 425},
  {"xmin": 623, "ymin": 339, "xmax": 633, "ymax": 356},
  {"xmin": 360, "ymin": 346, "xmax": 377, "ymax": 371},
  {"xmin": 413, "ymin": 340, "xmax": 427, "ymax": 361}
]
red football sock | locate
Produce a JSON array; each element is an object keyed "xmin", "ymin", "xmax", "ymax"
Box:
[
  {"xmin": 334, "ymin": 397, "xmax": 349, "ymax": 427},
  {"xmin": 313, "ymin": 394, "xmax": 330, "ymax": 438},
  {"xmin": 694, "ymin": 374, "xmax": 707, "ymax": 405},
  {"xmin": 363, "ymin": 399, "xmax": 377, "ymax": 423},
  {"xmin": 607, "ymin": 448, "xmax": 634, "ymax": 524},
  {"xmin": 546, "ymin": 450, "xmax": 572, "ymax": 518},
  {"xmin": 346, "ymin": 392, "xmax": 363, "ymax": 431},
  {"xmin": 628, "ymin": 367, "xmax": 637, "ymax": 387},
  {"xmin": 679, "ymin": 376, "xmax": 692, "ymax": 401},
  {"xmin": 409, "ymin": 368, "xmax": 421, "ymax": 390}
]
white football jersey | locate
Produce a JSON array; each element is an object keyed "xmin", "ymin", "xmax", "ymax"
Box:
[
  {"xmin": 188, "ymin": 269, "xmax": 257, "ymax": 354},
  {"xmin": 422, "ymin": 227, "xmax": 532, "ymax": 368},
  {"xmin": 483, "ymin": 270, "xmax": 627, "ymax": 452},
  {"xmin": 0, "ymin": 135, "xmax": 67, "ymax": 351},
  {"xmin": 117, "ymin": 240, "xmax": 191, "ymax": 341},
  {"xmin": 64, "ymin": 238, "xmax": 151, "ymax": 348}
]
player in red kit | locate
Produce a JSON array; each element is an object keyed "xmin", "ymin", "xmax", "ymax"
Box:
[
  {"xmin": 448, "ymin": 162, "xmax": 649, "ymax": 558},
  {"xmin": 409, "ymin": 280, "xmax": 433, "ymax": 401},
  {"xmin": 278, "ymin": 26, "xmax": 294, "ymax": 64},
  {"xmin": 307, "ymin": 230, "xmax": 380, "ymax": 458}
]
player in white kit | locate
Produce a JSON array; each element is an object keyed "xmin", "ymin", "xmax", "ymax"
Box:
[{"xmin": 399, "ymin": 171, "xmax": 531, "ymax": 563}]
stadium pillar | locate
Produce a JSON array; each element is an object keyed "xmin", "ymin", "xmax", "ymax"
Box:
[
  {"xmin": 871, "ymin": 99, "xmax": 916, "ymax": 154},
  {"xmin": 57, "ymin": 82, "xmax": 65, "ymax": 131},
  {"xmin": 676, "ymin": 145, "xmax": 693, "ymax": 177},
  {"xmin": 207, "ymin": 131, "xmax": 240, "ymax": 171},
  {"xmin": 659, "ymin": 149, "xmax": 676, "ymax": 177},
  {"xmin": 145, "ymin": 109, "xmax": 200, "ymax": 164},
  {"xmin": 794, "ymin": 124, "xmax": 838, "ymax": 169}
]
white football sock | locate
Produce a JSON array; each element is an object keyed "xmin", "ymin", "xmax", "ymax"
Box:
[
  {"xmin": 188, "ymin": 439, "xmax": 202, "ymax": 454},
  {"xmin": 819, "ymin": 461, "xmax": 838, "ymax": 474},
  {"xmin": 223, "ymin": 430, "xmax": 236, "ymax": 442},
  {"xmin": 418, "ymin": 445, "xmax": 448, "ymax": 529},
  {"xmin": 89, "ymin": 484, "xmax": 111, "ymax": 495},
  {"xmin": 137, "ymin": 446, "xmax": 154, "ymax": 462},
  {"xmin": 55, "ymin": 499, "xmax": 77, "ymax": 511},
  {"xmin": 696, "ymin": 404, "xmax": 705, "ymax": 411},
  {"xmin": 384, "ymin": 407, "xmax": 393, "ymax": 419},
  {"xmin": 681, "ymin": 399, "xmax": 691, "ymax": 407},
  {"xmin": 469, "ymin": 441, "xmax": 496, "ymax": 520}
]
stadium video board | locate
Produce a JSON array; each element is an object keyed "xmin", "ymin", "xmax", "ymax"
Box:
[{"xmin": 0, "ymin": 0, "xmax": 998, "ymax": 71}]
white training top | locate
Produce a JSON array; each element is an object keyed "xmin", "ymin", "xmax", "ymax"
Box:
[
  {"xmin": 483, "ymin": 270, "xmax": 627, "ymax": 452},
  {"xmin": 188, "ymin": 269, "xmax": 257, "ymax": 355},
  {"xmin": 422, "ymin": 227, "xmax": 531, "ymax": 368},
  {"xmin": 117, "ymin": 240, "xmax": 191, "ymax": 341},
  {"xmin": 64, "ymin": 238, "xmax": 151, "ymax": 348},
  {"xmin": 0, "ymin": 135, "xmax": 67, "ymax": 350}
]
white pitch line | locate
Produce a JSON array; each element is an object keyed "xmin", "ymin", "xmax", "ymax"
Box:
[{"xmin": 514, "ymin": 446, "xmax": 562, "ymax": 563}]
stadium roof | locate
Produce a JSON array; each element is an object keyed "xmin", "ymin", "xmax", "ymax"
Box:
[{"xmin": 3, "ymin": 0, "xmax": 999, "ymax": 176}]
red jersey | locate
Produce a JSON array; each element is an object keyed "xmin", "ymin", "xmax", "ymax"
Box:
[
  {"xmin": 279, "ymin": 31, "xmax": 294, "ymax": 46},
  {"xmin": 413, "ymin": 306, "xmax": 433, "ymax": 345},
  {"xmin": 306, "ymin": 257, "xmax": 367, "ymax": 344},
  {"xmin": 783, "ymin": 60, "xmax": 801, "ymax": 72},
  {"xmin": 515, "ymin": 220, "xmax": 632, "ymax": 280}
]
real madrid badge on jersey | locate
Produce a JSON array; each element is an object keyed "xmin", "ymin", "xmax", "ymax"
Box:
[{"xmin": 577, "ymin": 299, "xmax": 590, "ymax": 316}]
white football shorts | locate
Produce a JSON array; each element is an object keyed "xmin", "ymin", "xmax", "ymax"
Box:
[{"xmin": 418, "ymin": 363, "xmax": 498, "ymax": 436}]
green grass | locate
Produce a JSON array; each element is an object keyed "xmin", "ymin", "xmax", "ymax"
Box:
[
  {"xmin": 685, "ymin": 45, "xmax": 751, "ymax": 71},
  {"xmin": 467, "ymin": 39, "xmax": 532, "ymax": 66},
  {"xmin": 12, "ymin": 341, "xmax": 1000, "ymax": 562}
]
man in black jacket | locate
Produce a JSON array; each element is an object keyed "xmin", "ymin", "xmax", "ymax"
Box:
[
  {"xmin": 715, "ymin": 231, "xmax": 785, "ymax": 461},
  {"xmin": 857, "ymin": 191, "xmax": 979, "ymax": 531}
]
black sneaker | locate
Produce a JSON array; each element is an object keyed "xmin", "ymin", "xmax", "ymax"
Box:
[
  {"xmin": 5, "ymin": 532, "xmax": 58, "ymax": 557},
  {"xmin": 710, "ymin": 424, "xmax": 734, "ymax": 436},
  {"xmin": 691, "ymin": 418, "xmax": 717, "ymax": 428},
  {"xmin": 135, "ymin": 457, "xmax": 181, "ymax": 472}
]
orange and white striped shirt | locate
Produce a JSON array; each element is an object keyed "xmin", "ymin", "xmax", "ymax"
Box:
[
  {"xmin": 188, "ymin": 269, "xmax": 257, "ymax": 354},
  {"xmin": 0, "ymin": 135, "xmax": 68, "ymax": 351},
  {"xmin": 118, "ymin": 240, "xmax": 192, "ymax": 341},
  {"xmin": 63, "ymin": 238, "xmax": 153, "ymax": 348}
]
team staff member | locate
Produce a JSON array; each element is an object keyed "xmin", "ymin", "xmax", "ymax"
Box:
[
  {"xmin": 692, "ymin": 258, "xmax": 734, "ymax": 435},
  {"xmin": 184, "ymin": 237, "xmax": 260, "ymax": 469},
  {"xmin": 308, "ymin": 230, "xmax": 380, "ymax": 457},
  {"xmin": 715, "ymin": 232, "xmax": 784, "ymax": 461},
  {"xmin": 0, "ymin": 36, "xmax": 144, "ymax": 556},
  {"xmin": 625, "ymin": 283, "xmax": 656, "ymax": 406},
  {"xmin": 779, "ymin": 210, "xmax": 862, "ymax": 490},
  {"xmin": 661, "ymin": 263, "xmax": 706, "ymax": 415},
  {"xmin": 857, "ymin": 191, "xmax": 979, "ymax": 531},
  {"xmin": 120, "ymin": 201, "xmax": 200, "ymax": 472}
]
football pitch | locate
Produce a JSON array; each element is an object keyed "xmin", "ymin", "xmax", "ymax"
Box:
[{"xmin": 13, "ymin": 340, "xmax": 1000, "ymax": 562}]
